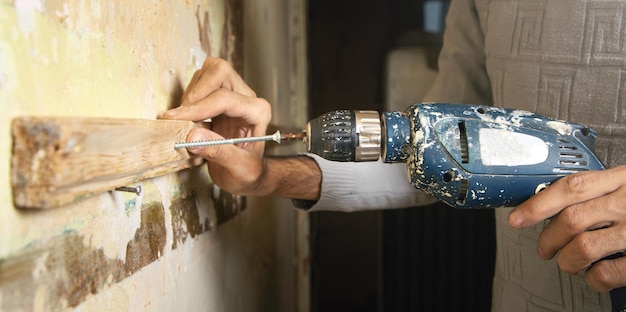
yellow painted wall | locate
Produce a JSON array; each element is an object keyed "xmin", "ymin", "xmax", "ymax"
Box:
[{"xmin": 0, "ymin": 0, "xmax": 308, "ymax": 310}]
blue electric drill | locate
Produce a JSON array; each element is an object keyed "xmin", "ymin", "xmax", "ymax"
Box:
[
  {"xmin": 305, "ymin": 103, "xmax": 625, "ymax": 311},
  {"xmin": 306, "ymin": 103, "xmax": 604, "ymax": 207}
]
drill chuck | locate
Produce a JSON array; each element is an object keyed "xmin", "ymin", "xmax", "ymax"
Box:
[
  {"xmin": 306, "ymin": 110, "xmax": 381, "ymax": 161},
  {"xmin": 305, "ymin": 109, "xmax": 413, "ymax": 163}
]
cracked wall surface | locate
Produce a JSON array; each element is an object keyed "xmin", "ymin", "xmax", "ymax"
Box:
[{"xmin": 0, "ymin": 0, "xmax": 308, "ymax": 311}]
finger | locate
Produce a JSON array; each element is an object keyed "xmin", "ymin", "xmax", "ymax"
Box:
[
  {"xmin": 202, "ymin": 58, "xmax": 255, "ymax": 96},
  {"xmin": 536, "ymin": 194, "xmax": 618, "ymax": 259},
  {"xmin": 206, "ymin": 160, "xmax": 264, "ymax": 196},
  {"xmin": 509, "ymin": 168, "xmax": 624, "ymax": 229},
  {"xmin": 164, "ymin": 89, "xmax": 271, "ymax": 135},
  {"xmin": 184, "ymin": 128, "xmax": 264, "ymax": 192},
  {"xmin": 556, "ymin": 226, "xmax": 626, "ymax": 274},
  {"xmin": 585, "ymin": 253, "xmax": 626, "ymax": 292},
  {"xmin": 180, "ymin": 69, "xmax": 203, "ymax": 104},
  {"xmin": 181, "ymin": 58, "xmax": 255, "ymax": 106}
]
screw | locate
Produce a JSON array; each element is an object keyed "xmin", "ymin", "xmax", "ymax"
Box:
[
  {"xmin": 174, "ymin": 130, "xmax": 282, "ymax": 149},
  {"xmin": 115, "ymin": 185, "xmax": 142, "ymax": 195}
]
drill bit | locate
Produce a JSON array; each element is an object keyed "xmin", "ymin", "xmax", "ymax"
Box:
[
  {"xmin": 280, "ymin": 131, "xmax": 306, "ymax": 141},
  {"xmin": 174, "ymin": 130, "xmax": 284, "ymax": 149}
]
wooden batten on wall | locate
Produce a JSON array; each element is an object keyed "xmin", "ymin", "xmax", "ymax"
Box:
[{"xmin": 11, "ymin": 117, "xmax": 203, "ymax": 209}]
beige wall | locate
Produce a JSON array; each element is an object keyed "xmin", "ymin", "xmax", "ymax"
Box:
[{"xmin": 0, "ymin": 0, "xmax": 308, "ymax": 310}]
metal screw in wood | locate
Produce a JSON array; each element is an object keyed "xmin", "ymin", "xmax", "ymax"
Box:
[
  {"xmin": 114, "ymin": 185, "xmax": 142, "ymax": 195},
  {"xmin": 173, "ymin": 130, "xmax": 282, "ymax": 149}
]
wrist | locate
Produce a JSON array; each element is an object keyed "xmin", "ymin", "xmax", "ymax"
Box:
[{"xmin": 256, "ymin": 155, "xmax": 321, "ymax": 200}]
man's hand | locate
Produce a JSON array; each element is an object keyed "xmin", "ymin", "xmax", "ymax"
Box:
[
  {"xmin": 508, "ymin": 166, "xmax": 626, "ymax": 292},
  {"xmin": 163, "ymin": 58, "xmax": 271, "ymax": 196},
  {"xmin": 163, "ymin": 58, "xmax": 321, "ymax": 201}
]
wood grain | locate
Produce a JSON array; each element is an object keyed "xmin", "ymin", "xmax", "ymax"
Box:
[{"xmin": 11, "ymin": 117, "xmax": 204, "ymax": 209}]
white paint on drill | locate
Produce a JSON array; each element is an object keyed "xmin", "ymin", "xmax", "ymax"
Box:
[
  {"xmin": 535, "ymin": 183, "xmax": 549, "ymax": 194},
  {"xmin": 547, "ymin": 120, "xmax": 574, "ymax": 135},
  {"xmin": 479, "ymin": 128, "xmax": 549, "ymax": 166},
  {"xmin": 512, "ymin": 110, "xmax": 535, "ymax": 116},
  {"xmin": 474, "ymin": 107, "xmax": 534, "ymax": 129},
  {"xmin": 470, "ymin": 188, "xmax": 487, "ymax": 201}
]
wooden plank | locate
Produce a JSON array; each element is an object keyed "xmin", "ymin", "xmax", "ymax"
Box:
[{"xmin": 11, "ymin": 117, "xmax": 204, "ymax": 209}]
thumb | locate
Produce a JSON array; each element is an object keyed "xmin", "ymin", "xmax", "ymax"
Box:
[
  {"xmin": 184, "ymin": 128, "xmax": 264, "ymax": 193},
  {"xmin": 185, "ymin": 128, "xmax": 230, "ymax": 159},
  {"xmin": 184, "ymin": 128, "xmax": 261, "ymax": 167}
]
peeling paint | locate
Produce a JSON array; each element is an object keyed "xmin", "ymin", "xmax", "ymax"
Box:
[
  {"xmin": 170, "ymin": 194, "xmax": 209, "ymax": 249},
  {"xmin": 56, "ymin": 234, "xmax": 126, "ymax": 308},
  {"xmin": 212, "ymin": 185, "xmax": 246, "ymax": 225},
  {"xmin": 195, "ymin": 6, "xmax": 213, "ymax": 57},
  {"xmin": 125, "ymin": 202, "xmax": 167, "ymax": 275},
  {"xmin": 0, "ymin": 196, "xmax": 185, "ymax": 310}
]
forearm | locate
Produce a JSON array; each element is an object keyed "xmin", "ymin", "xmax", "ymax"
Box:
[
  {"xmin": 253, "ymin": 153, "xmax": 435, "ymax": 211},
  {"xmin": 257, "ymin": 155, "xmax": 321, "ymax": 200}
]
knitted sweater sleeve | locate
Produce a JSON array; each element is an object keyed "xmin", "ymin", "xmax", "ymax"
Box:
[{"xmin": 304, "ymin": 154, "xmax": 436, "ymax": 212}]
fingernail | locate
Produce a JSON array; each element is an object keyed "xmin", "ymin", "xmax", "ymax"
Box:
[
  {"xmin": 186, "ymin": 130, "xmax": 206, "ymax": 152},
  {"xmin": 188, "ymin": 130, "xmax": 205, "ymax": 142},
  {"xmin": 508, "ymin": 210, "xmax": 524, "ymax": 229},
  {"xmin": 163, "ymin": 107, "xmax": 181, "ymax": 118}
]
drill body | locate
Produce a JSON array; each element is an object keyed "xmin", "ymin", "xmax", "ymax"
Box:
[{"xmin": 306, "ymin": 103, "xmax": 605, "ymax": 209}]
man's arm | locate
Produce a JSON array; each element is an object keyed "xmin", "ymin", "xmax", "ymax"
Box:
[
  {"xmin": 165, "ymin": 57, "xmax": 428, "ymax": 211},
  {"xmin": 163, "ymin": 58, "xmax": 321, "ymax": 199},
  {"xmin": 422, "ymin": 0, "xmax": 492, "ymax": 105}
]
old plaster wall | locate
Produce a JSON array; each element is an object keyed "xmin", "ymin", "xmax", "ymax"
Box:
[{"xmin": 0, "ymin": 0, "xmax": 308, "ymax": 311}]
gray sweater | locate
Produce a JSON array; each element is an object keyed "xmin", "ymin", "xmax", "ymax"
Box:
[{"xmin": 309, "ymin": 0, "xmax": 626, "ymax": 310}]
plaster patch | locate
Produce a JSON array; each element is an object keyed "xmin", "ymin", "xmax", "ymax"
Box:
[
  {"xmin": 33, "ymin": 284, "xmax": 47, "ymax": 312},
  {"xmin": 31, "ymin": 251, "xmax": 48, "ymax": 279},
  {"xmin": 77, "ymin": 193, "xmax": 142, "ymax": 260},
  {"xmin": 190, "ymin": 45, "xmax": 206, "ymax": 68},
  {"xmin": 0, "ymin": 42, "xmax": 16, "ymax": 93},
  {"xmin": 90, "ymin": 0, "xmax": 102, "ymax": 17},
  {"xmin": 14, "ymin": 0, "xmax": 43, "ymax": 35},
  {"xmin": 154, "ymin": 175, "xmax": 174, "ymax": 254}
]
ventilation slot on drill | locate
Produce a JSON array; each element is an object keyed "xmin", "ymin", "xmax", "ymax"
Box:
[
  {"xmin": 556, "ymin": 139, "xmax": 587, "ymax": 172},
  {"xmin": 458, "ymin": 121, "xmax": 469, "ymax": 163},
  {"xmin": 457, "ymin": 179, "xmax": 470, "ymax": 205}
]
